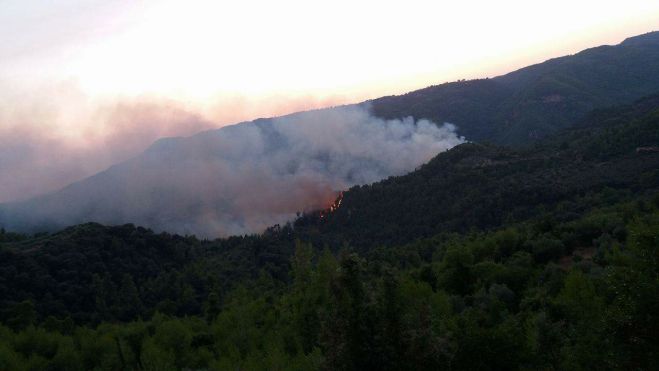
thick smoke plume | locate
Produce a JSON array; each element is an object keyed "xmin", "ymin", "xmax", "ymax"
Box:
[
  {"xmin": 1, "ymin": 105, "xmax": 464, "ymax": 237},
  {"xmin": 0, "ymin": 82, "xmax": 214, "ymax": 202},
  {"xmin": 0, "ymin": 81, "xmax": 348, "ymax": 203}
]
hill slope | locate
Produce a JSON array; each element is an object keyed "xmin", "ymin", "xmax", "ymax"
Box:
[{"xmin": 1, "ymin": 93, "xmax": 658, "ymax": 370}]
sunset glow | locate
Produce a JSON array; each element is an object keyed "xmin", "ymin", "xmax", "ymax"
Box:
[{"xmin": 2, "ymin": 0, "xmax": 658, "ymax": 118}]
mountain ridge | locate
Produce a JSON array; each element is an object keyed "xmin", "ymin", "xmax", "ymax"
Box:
[{"xmin": 370, "ymin": 30, "xmax": 659, "ymax": 145}]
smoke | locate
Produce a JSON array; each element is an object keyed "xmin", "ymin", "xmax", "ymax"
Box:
[
  {"xmin": 1, "ymin": 105, "xmax": 464, "ymax": 237},
  {"xmin": 0, "ymin": 81, "xmax": 214, "ymax": 202},
  {"xmin": 0, "ymin": 81, "xmax": 357, "ymax": 203}
]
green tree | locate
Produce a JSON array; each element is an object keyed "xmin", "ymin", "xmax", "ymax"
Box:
[
  {"xmin": 438, "ymin": 245, "xmax": 474, "ymax": 295},
  {"xmin": 604, "ymin": 215, "xmax": 659, "ymax": 368},
  {"xmin": 118, "ymin": 274, "xmax": 143, "ymax": 321},
  {"xmin": 6, "ymin": 300, "xmax": 36, "ymax": 331}
]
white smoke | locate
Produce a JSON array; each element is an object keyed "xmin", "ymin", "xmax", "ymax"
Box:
[
  {"xmin": 1, "ymin": 105, "xmax": 465, "ymax": 237},
  {"xmin": 0, "ymin": 81, "xmax": 348, "ymax": 203}
]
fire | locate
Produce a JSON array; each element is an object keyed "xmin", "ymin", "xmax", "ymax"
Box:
[
  {"xmin": 329, "ymin": 192, "xmax": 344, "ymax": 212},
  {"xmin": 319, "ymin": 192, "xmax": 344, "ymax": 220}
]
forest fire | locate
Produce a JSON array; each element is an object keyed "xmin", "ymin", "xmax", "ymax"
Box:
[
  {"xmin": 329, "ymin": 191, "xmax": 343, "ymax": 212},
  {"xmin": 319, "ymin": 191, "xmax": 344, "ymax": 219}
]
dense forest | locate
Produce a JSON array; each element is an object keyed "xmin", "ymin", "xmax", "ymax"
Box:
[
  {"xmin": 0, "ymin": 193, "xmax": 657, "ymax": 370},
  {"xmin": 0, "ymin": 92, "xmax": 658, "ymax": 369}
]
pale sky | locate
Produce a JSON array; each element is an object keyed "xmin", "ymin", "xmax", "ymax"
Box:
[{"xmin": 1, "ymin": 0, "xmax": 658, "ymax": 118}]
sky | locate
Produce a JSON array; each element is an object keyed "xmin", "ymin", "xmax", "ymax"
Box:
[
  {"xmin": 3, "ymin": 1, "xmax": 659, "ymax": 110},
  {"xmin": 0, "ymin": 0, "xmax": 658, "ymax": 202}
]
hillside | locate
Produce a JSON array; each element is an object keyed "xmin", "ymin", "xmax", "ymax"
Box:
[
  {"xmin": 2, "ymin": 94, "xmax": 658, "ymax": 322},
  {"xmin": 0, "ymin": 94, "xmax": 658, "ymax": 369}
]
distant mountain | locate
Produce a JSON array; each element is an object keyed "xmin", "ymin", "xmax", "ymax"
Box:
[
  {"xmin": 2, "ymin": 31, "xmax": 659, "ymax": 236},
  {"xmin": 370, "ymin": 31, "xmax": 659, "ymax": 145}
]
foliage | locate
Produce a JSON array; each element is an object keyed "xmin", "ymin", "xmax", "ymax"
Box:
[{"xmin": 0, "ymin": 199, "xmax": 658, "ymax": 369}]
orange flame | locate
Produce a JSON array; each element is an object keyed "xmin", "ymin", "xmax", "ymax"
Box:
[
  {"xmin": 329, "ymin": 191, "xmax": 343, "ymax": 212},
  {"xmin": 319, "ymin": 191, "xmax": 344, "ymax": 220}
]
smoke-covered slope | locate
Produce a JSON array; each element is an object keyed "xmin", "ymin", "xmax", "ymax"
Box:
[
  {"xmin": 0, "ymin": 107, "xmax": 463, "ymax": 236},
  {"xmin": 370, "ymin": 31, "xmax": 659, "ymax": 145}
]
